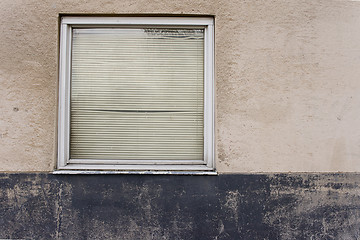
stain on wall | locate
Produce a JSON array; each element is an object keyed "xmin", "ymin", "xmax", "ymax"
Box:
[{"xmin": 1, "ymin": 173, "xmax": 360, "ymax": 239}]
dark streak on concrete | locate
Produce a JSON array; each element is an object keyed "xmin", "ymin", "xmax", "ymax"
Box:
[{"xmin": 1, "ymin": 173, "xmax": 360, "ymax": 239}]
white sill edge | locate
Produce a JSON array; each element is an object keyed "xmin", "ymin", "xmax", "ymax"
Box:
[{"xmin": 53, "ymin": 170, "xmax": 218, "ymax": 175}]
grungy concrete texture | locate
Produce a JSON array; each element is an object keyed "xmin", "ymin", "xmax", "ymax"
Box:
[
  {"xmin": 1, "ymin": 173, "xmax": 360, "ymax": 239},
  {"xmin": 1, "ymin": 0, "xmax": 360, "ymax": 172}
]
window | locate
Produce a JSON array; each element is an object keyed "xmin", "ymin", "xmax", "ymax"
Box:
[{"xmin": 57, "ymin": 16, "xmax": 214, "ymax": 172}]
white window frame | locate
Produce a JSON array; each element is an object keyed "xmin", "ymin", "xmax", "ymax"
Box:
[{"xmin": 57, "ymin": 16, "xmax": 215, "ymax": 173}]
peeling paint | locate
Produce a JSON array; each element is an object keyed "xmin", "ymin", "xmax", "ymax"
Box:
[
  {"xmin": 264, "ymin": 174, "xmax": 360, "ymax": 240},
  {"xmin": 1, "ymin": 174, "xmax": 360, "ymax": 239}
]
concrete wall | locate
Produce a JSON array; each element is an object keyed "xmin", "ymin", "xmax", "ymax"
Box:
[
  {"xmin": 2, "ymin": 1, "xmax": 360, "ymax": 239},
  {"xmin": 2, "ymin": 0, "xmax": 360, "ymax": 173},
  {"xmin": 2, "ymin": 173, "xmax": 360, "ymax": 239}
]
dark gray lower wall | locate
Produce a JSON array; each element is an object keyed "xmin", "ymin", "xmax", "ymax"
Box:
[{"xmin": 1, "ymin": 173, "xmax": 360, "ymax": 239}]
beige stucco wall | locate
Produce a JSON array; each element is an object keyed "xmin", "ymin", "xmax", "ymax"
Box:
[{"xmin": 1, "ymin": 0, "xmax": 360, "ymax": 172}]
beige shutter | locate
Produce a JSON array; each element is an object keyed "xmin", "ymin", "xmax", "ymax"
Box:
[{"xmin": 70, "ymin": 28, "xmax": 204, "ymax": 161}]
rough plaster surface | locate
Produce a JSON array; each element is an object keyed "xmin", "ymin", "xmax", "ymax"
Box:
[
  {"xmin": 1, "ymin": 173, "xmax": 360, "ymax": 239},
  {"xmin": 1, "ymin": 0, "xmax": 360, "ymax": 172}
]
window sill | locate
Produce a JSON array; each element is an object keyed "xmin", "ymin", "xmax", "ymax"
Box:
[{"xmin": 53, "ymin": 170, "xmax": 218, "ymax": 175}]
